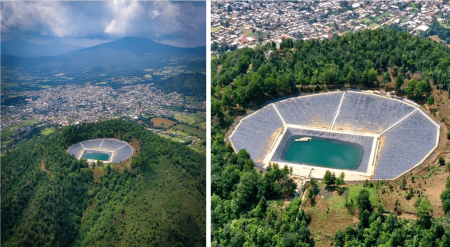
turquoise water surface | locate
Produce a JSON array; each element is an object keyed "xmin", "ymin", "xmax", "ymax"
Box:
[
  {"xmin": 281, "ymin": 136, "xmax": 363, "ymax": 170},
  {"xmin": 84, "ymin": 152, "xmax": 109, "ymax": 161}
]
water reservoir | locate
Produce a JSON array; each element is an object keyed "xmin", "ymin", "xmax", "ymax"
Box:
[
  {"xmin": 281, "ymin": 136, "xmax": 363, "ymax": 170},
  {"xmin": 83, "ymin": 152, "xmax": 109, "ymax": 161}
]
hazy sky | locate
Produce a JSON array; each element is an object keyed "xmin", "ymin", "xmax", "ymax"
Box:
[{"xmin": 1, "ymin": 1, "xmax": 206, "ymax": 48}]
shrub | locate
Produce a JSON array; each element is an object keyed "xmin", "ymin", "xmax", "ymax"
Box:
[{"xmin": 439, "ymin": 157, "xmax": 446, "ymax": 166}]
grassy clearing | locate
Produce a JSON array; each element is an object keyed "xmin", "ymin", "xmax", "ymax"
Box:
[
  {"xmin": 369, "ymin": 23, "xmax": 379, "ymax": 29},
  {"xmin": 174, "ymin": 113, "xmax": 205, "ymax": 125},
  {"xmin": 170, "ymin": 124, "xmax": 206, "ymax": 139},
  {"xmin": 374, "ymin": 11, "xmax": 392, "ymax": 22},
  {"xmin": 211, "ymin": 26, "xmax": 221, "ymax": 32},
  {"xmin": 1, "ymin": 117, "xmax": 40, "ymax": 139},
  {"xmin": 195, "ymin": 122, "xmax": 206, "ymax": 130},
  {"xmin": 362, "ymin": 17, "xmax": 372, "ymax": 24},
  {"xmin": 41, "ymin": 128, "xmax": 55, "ymax": 135}
]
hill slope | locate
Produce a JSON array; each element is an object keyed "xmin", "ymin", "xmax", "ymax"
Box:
[
  {"xmin": 1, "ymin": 119, "xmax": 205, "ymax": 247},
  {"xmin": 1, "ymin": 39, "xmax": 83, "ymax": 57},
  {"xmin": 1, "ymin": 37, "xmax": 206, "ymax": 91},
  {"xmin": 154, "ymin": 72, "xmax": 206, "ymax": 101},
  {"xmin": 211, "ymin": 28, "xmax": 450, "ymax": 246}
]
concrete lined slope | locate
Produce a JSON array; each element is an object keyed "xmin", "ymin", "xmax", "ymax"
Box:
[
  {"xmin": 68, "ymin": 142, "xmax": 84, "ymax": 158},
  {"xmin": 374, "ymin": 111, "xmax": 438, "ymax": 179},
  {"xmin": 113, "ymin": 145, "xmax": 134, "ymax": 163},
  {"xmin": 101, "ymin": 139, "xmax": 127, "ymax": 150},
  {"xmin": 230, "ymin": 105, "xmax": 284, "ymax": 165},
  {"xmin": 81, "ymin": 139, "xmax": 103, "ymax": 149},
  {"xmin": 275, "ymin": 92, "xmax": 343, "ymax": 129},
  {"xmin": 68, "ymin": 139, "xmax": 134, "ymax": 163},
  {"xmin": 334, "ymin": 92, "xmax": 415, "ymax": 133}
]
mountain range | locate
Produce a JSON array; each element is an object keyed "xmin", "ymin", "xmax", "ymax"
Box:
[
  {"xmin": 1, "ymin": 39, "xmax": 83, "ymax": 57},
  {"xmin": 1, "ymin": 37, "xmax": 206, "ymax": 88}
]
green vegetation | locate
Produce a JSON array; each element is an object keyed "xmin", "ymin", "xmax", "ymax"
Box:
[
  {"xmin": 442, "ymin": 177, "xmax": 450, "ymax": 213},
  {"xmin": 211, "ymin": 26, "xmax": 221, "ymax": 33},
  {"xmin": 362, "ymin": 17, "xmax": 372, "ymax": 24},
  {"xmin": 174, "ymin": 113, "xmax": 205, "ymax": 127},
  {"xmin": 154, "ymin": 72, "xmax": 206, "ymax": 101},
  {"xmin": 212, "ymin": 29, "xmax": 450, "ymax": 128},
  {"xmin": 40, "ymin": 128, "xmax": 55, "ymax": 135},
  {"xmin": 374, "ymin": 11, "xmax": 392, "ymax": 22},
  {"xmin": 430, "ymin": 19, "xmax": 450, "ymax": 44},
  {"xmin": 172, "ymin": 124, "xmax": 206, "ymax": 139},
  {"xmin": 1, "ymin": 37, "xmax": 205, "ymax": 92},
  {"xmin": 211, "ymin": 147, "xmax": 305, "ymax": 246},
  {"xmin": 211, "ymin": 28, "xmax": 450, "ymax": 246},
  {"xmin": 1, "ymin": 119, "xmax": 205, "ymax": 246},
  {"xmin": 335, "ymin": 195, "xmax": 449, "ymax": 247},
  {"xmin": 1, "ymin": 117, "xmax": 40, "ymax": 139}
]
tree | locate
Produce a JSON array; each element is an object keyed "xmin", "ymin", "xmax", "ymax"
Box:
[
  {"xmin": 427, "ymin": 95, "xmax": 435, "ymax": 105},
  {"xmin": 395, "ymin": 74, "xmax": 404, "ymax": 92},
  {"xmin": 357, "ymin": 189, "xmax": 372, "ymax": 212},
  {"xmin": 323, "ymin": 170, "xmax": 336, "ymax": 187},
  {"xmin": 401, "ymin": 175, "xmax": 407, "ymax": 190},
  {"xmin": 441, "ymin": 177, "xmax": 450, "ymax": 214},
  {"xmin": 440, "ymin": 157, "xmax": 446, "ymax": 166},
  {"xmin": 336, "ymin": 172, "xmax": 345, "ymax": 185},
  {"xmin": 416, "ymin": 198, "xmax": 433, "ymax": 228},
  {"xmin": 382, "ymin": 72, "xmax": 391, "ymax": 84}
]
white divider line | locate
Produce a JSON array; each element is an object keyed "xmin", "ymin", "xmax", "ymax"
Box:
[
  {"xmin": 331, "ymin": 92, "xmax": 345, "ymax": 130},
  {"xmin": 80, "ymin": 142, "xmax": 85, "ymax": 149},
  {"xmin": 272, "ymin": 104, "xmax": 286, "ymax": 125},
  {"xmin": 99, "ymin": 139, "xmax": 104, "ymax": 149},
  {"xmin": 380, "ymin": 109, "xmax": 417, "ymax": 135},
  {"xmin": 116, "ymin": 144, "xmax": 127, "ymax": 151}
]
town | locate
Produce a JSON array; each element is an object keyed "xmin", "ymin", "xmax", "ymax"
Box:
[
  {"xmin": 1, "ymin": 83, "xmax": 206, "ymax": 152},
  {"xmin": 211, "ymin": 1, "xmax": 450, "ymax": 51}
]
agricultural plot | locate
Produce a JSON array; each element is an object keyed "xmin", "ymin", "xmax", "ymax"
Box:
[
  {"xmin": 211, "ymin": 26, "xmax": 221, "ymax": 32},
  {"xmin": 170, "ymin": 124, "xmax": 206, "ymax": 139},
  {"xmin": 174, "ymin": 113, "xmax": 205, "ymax": 126},
  {"xmin": 240, "ymin": 26, "xmax": 260, "ymax": 38},
  {"xmin": 151, "ymin": 118, "xmax": 176, "ymax": 128},
  {"xmin": 1, "ymin": 117, "xmax": 40, "ymax": 139},
  {"xmin": 147, "ymin": 65, "xmax": 187, "ymax": 79}
]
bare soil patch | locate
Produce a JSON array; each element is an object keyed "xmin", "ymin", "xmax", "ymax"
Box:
[
  {"xmin": 40, "ymin": 157, "xmax": 53, "ymax": 177},
  {"xmin": 151, "ymin": 118, "xmax": 176, "ymax": 128}
]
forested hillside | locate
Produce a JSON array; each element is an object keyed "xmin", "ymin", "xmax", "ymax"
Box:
[
  {"xmin": 212, "ymin": 28, "xmax": 450, "ymax": 127},
  {"xmin": 155, "ymin": 72, "xmax": 207, "ymax": 101},
  {"xmin": 2, "ymin": 119, "xmax": 205, "ymax": 247},
  {"xmin": 211, "ymin": 28, "xmax": 450, "ymax": 246}
]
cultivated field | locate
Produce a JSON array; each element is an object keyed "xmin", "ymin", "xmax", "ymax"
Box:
[{"xmin": 151, "ymin": 118, "xmax": 176, "ymax": 128}]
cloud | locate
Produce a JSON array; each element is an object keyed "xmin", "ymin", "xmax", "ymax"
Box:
[
  {"xmin": 104, "ymin": 1, "xmax": 143, "ymax": 35},
  {"xmin": 1, "ymin": 1, "xmax": 206, "ymax": 47},
  {"xmin": 1, "ymin": 1, "xmax": 69, "ymax": 37},
  {"xmin": 150, "ymin": 9, "xmax": 160, "ymax": 19}
]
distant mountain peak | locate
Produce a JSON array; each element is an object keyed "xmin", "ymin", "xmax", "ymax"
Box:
[{"xmin": 1, "ymin": 39, "xmax": 83, "ymax": 57}]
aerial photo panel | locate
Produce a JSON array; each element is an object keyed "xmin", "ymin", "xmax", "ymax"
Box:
[
  {"xmin": 1, "ymin": 1, "xmax": 206, "ymax": 246},
  {"xmin": 211, "ymin": 1, "xmax": 450, "ymax": 246}
]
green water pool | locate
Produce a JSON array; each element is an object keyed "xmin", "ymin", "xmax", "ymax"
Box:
[
  {"xmin": 84, "ymin": 152, "xmax": 109, "ymax": 161},
  {"xmin": 281, "ymin": 136, "xmax": 363, "ymax": 170}
]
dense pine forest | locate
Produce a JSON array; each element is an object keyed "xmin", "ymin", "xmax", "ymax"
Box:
[
  {"xmin": 2, "ymin": 119, "xmax": 205, "ymax": 247},
  {"xmin": 211, "ymin": 29, "xmax": 450, "ymax": 246},
  {"xmin": 212, "ymin": 28, "xmax": 450, "ymax": 127}
]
